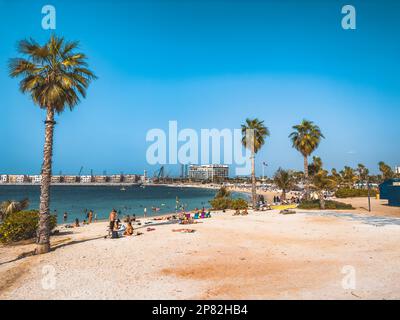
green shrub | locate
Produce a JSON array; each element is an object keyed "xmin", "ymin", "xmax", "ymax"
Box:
[
  {"xmin": 298, "ymin": 200, "xmax": 354, "ymax": 210},
  {"xmin": 231, "ymin": 198, "xmax": 248, "ymax": 210},
  {"xmin": 335, "ymin": 188, "xmax": 377, "ymax": 198},
  {"xmin": 209, "ymin": 197, "xmax": 232, "ymax": 210},
  {"xmin": 0, "ymin": 210, "xmax": 57, "ymax": 244}
]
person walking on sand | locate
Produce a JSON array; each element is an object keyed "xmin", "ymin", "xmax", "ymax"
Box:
[
  {"xmin": 88, "ymin": 210, "xmax": 93, "ymax": 224},
  {"xmin": 144, "ymin": 207, "xmax": 147, "ymax": 218}
]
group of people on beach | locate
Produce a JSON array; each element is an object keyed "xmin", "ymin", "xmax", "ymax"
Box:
[{"xmin": 108, "ymin": 209, "xmax": 139, "ymax": 238}]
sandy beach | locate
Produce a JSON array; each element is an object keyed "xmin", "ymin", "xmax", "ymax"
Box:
[{"xmin": 1, "ymin": 203, "xmax": 400, "ymax": 300}]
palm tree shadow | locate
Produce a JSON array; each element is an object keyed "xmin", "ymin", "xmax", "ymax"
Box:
[
  {"xmin": 51, "ymin": 235, "xmax": 106, "ymax": 251},
  {"xmin": 0, "ymin": 253, "xmax": 32, "ymax": 266}
]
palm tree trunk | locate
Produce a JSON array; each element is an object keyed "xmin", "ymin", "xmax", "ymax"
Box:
[
  {"xmin": 319, "ymin": 192, "xmax": 325, "ymax": 210},
  {"xmin": 251, "ymin": 152, "xmax": 257, "ymax": 210},
  {"xmin": 303, "ymin": 155, "xmax": 309, "ymax": 199},
  {"xmin": 36, "ymin": 107, "xmax": 55, "ymax": 254}
]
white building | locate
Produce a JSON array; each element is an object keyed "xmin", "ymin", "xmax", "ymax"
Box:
[
  {"xmin": 395, "ymin": 166, "xmax": 400, "ymax": 174},
  {"xmin": 30, "ymin": 175, "xmax": 42, "ymax": 184},
  {"xmin": 64, "ymin": 176, "xmax": 78, "ymax": 183},
  {"xmin": 188, "ymin": 164, "xmax": 229, "ymax": 181},
  {"xmin": 51, "ymin": 176, "xmax": 61, "ymax": 183},
  {"xmin": 80, "ymin": 175, "xmax": 92, "ymax": 183},
  {"xmin": 110, "ymin": 175, "xmax": 122, "ymax": 183},
  {"xmin": 0, "ymin": 175, "xmax": 8, "ymax": 183},
  {"xmin": 123, "ymin": 174, "xmax": 138, "ymax": 183},
  {"xmin": 16, "ymin": 175, "xmax": 27, "ymax": 183}
]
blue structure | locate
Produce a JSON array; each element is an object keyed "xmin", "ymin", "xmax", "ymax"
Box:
[{"xmin": 379, "ymin": 179, "xmax": 400, "ymax": 206}]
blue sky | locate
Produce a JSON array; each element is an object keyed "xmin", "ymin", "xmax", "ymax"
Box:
[{"xmin": 0, "ymin": 0, "xmax": 399, "ymax": 176}]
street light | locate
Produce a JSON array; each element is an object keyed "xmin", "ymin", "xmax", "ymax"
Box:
[{"xmin": 262, "ymin": 162, "xmax": 268, "ymax": 182}]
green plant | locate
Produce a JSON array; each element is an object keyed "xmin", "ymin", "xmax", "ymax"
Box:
[
  {"xmin": 0, "ymin": 210, "xmax": 57, "ymax": 244},
  {"xmin": 231, "ymin": 198, "xmax": 248, "ymax": 210},
  {"xmin": 335, "ymin": 188, "xmax": 377, "ymax": 198},
  {"xmin": 298, "ymin": 200, "xmax": 354, "ymax": 210},
  {"xmin": 209, "ymin": 197, "xmax": 232, "ymax": 210},
  {"xmin": 0, "ymin": 198, "xmax": 30, "ymax": 221},
  {"xmin": 215, "ymin": 186, "xmax": 231, "ymax": 199}
]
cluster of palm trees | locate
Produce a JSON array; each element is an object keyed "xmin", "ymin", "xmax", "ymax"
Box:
[{"xmin": 241, "ymin": 118, "xmax": 325, "ymax": 208}]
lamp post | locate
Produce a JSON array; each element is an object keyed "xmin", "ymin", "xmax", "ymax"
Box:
[
  {"xmin": 262, "ymin": 162, "xmax": 268, "ymax": 182},
  {"xmin": 367, "ymin": 178, "xmax": 371, "ymax": 212}
]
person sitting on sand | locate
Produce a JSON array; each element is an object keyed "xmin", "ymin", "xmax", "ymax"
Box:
[
  {"xmin": 124, "ymin": 221, "xmax": 134, "ymax": 236},
  {"xmin": 241, "ymin": 208, "xmax": 248, "ymax": 215},
  {"xmin": 233, "ymin": 209, "xmax": 240, "ymax": 216}
]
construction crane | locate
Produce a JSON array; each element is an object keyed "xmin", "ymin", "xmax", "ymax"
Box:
[
  {"xmin": 78, "ymin": 166, "xmax": 83, "ymax": 176},
  {"xmin": 153, "ymin": 166, "xmax": 165, "ymax": 183}
]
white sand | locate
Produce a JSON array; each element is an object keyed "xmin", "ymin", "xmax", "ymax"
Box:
[{"xmin": 1, "ymin": 209, "xmax": 400, "ymax": 300}]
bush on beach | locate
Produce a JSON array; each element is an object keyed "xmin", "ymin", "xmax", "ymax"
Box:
[
  {"xmin": 335, "ymin": 188, "xmax": 377, "ymax": 198},
  {"xmin": 209, "ymin": 186, "xmax": 248, "ymax": 210},
  {"xmin": 298, "ymin": 200, "xmax": 354, "ymax": 210},
  {"xmin": 0, "ymin": 210, "xmax": 57, "ymax": 244}
]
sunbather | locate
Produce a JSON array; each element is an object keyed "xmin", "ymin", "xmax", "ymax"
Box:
[{"xmin": 124, "ymin": 221, "xmax": 134, "ymax": 236}]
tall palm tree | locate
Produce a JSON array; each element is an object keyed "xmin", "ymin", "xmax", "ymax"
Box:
[
  {"xmin": 9, "ymin": 36, "xmax": 96, "ymax": 254},
  {"xmin": 340, "ymin": 166, "xmax": 357, "ymax": 188},
  {"xmin": 273, "ymin": 168, "xmax": 295, "ymax": 200},
  {"xmin": 289, "ymin": 119, "xmax": 324, "ymax": 197},
  {"xmin": 356, "ymin": 163, "xmax": 369, "ymax": 188},
  {"xmin": 241, "ymin": 118, "xmax": 270, "ymax": 209},
  {"xmin": 378, "ymin": 161, "xmax": 394, "ymax": 181}
]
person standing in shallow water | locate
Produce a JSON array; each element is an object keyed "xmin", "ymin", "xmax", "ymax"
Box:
[
  {"xmin": 88, "ymin": 210, "xmax": 93, "ymax": 224},
  {"xmin": 63, "ymin": 212, "xmax": 68, "ymax": 223}
]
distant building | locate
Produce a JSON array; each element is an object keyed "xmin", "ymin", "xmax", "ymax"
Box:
[
  {"xmin": 0, "ymin": 175, "xmax": 8, "ymax": 183},
  {"xmin": 123, "ymin": 174, "xmax": 138, "ymax": 183},
  {"xmin": 30, "ymin": 175, "xmax": 42, "ymax": 184},
  {"xmin": 110, "ymin": 175, "xmax": 122, "ymax": 183},
  {"xmin": 64, "ymin": 176, "xmax": 78, "ymax": 183},
  {"xmin": 395, "ymin": 166, "xmax": 400, "ymax": 174},
  {"xmin": 188, "ymin": 164, "xmax": 229, "ymax": 182},
  {"xmin": 8, "ymin": 175, "xmax": 28, "ymax": 184},
  {"xmin": 80, "ymin": 175, "xmax": 93, "ymax": 183},
  {"xmin": 51, "ymin": 176, "xmax": 61, "ymax": 183},
  {"xmin": 94, "ymin": 175, "xmax": 107, "ymax": 183}
]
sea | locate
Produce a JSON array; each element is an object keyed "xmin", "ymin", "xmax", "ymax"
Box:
[{"xmin": 0, "ymin": 185, "xmax": 246, "ymax": 223}]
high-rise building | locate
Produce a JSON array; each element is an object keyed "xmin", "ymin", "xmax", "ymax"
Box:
[{"xmin": 188, "ymin": 164, "xmax": 229, "ymax": 181}]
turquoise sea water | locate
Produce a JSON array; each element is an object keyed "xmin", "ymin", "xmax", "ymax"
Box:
[{"xmin": 0, "ymin": 185, "xmax": 243, "ymax": 223}]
